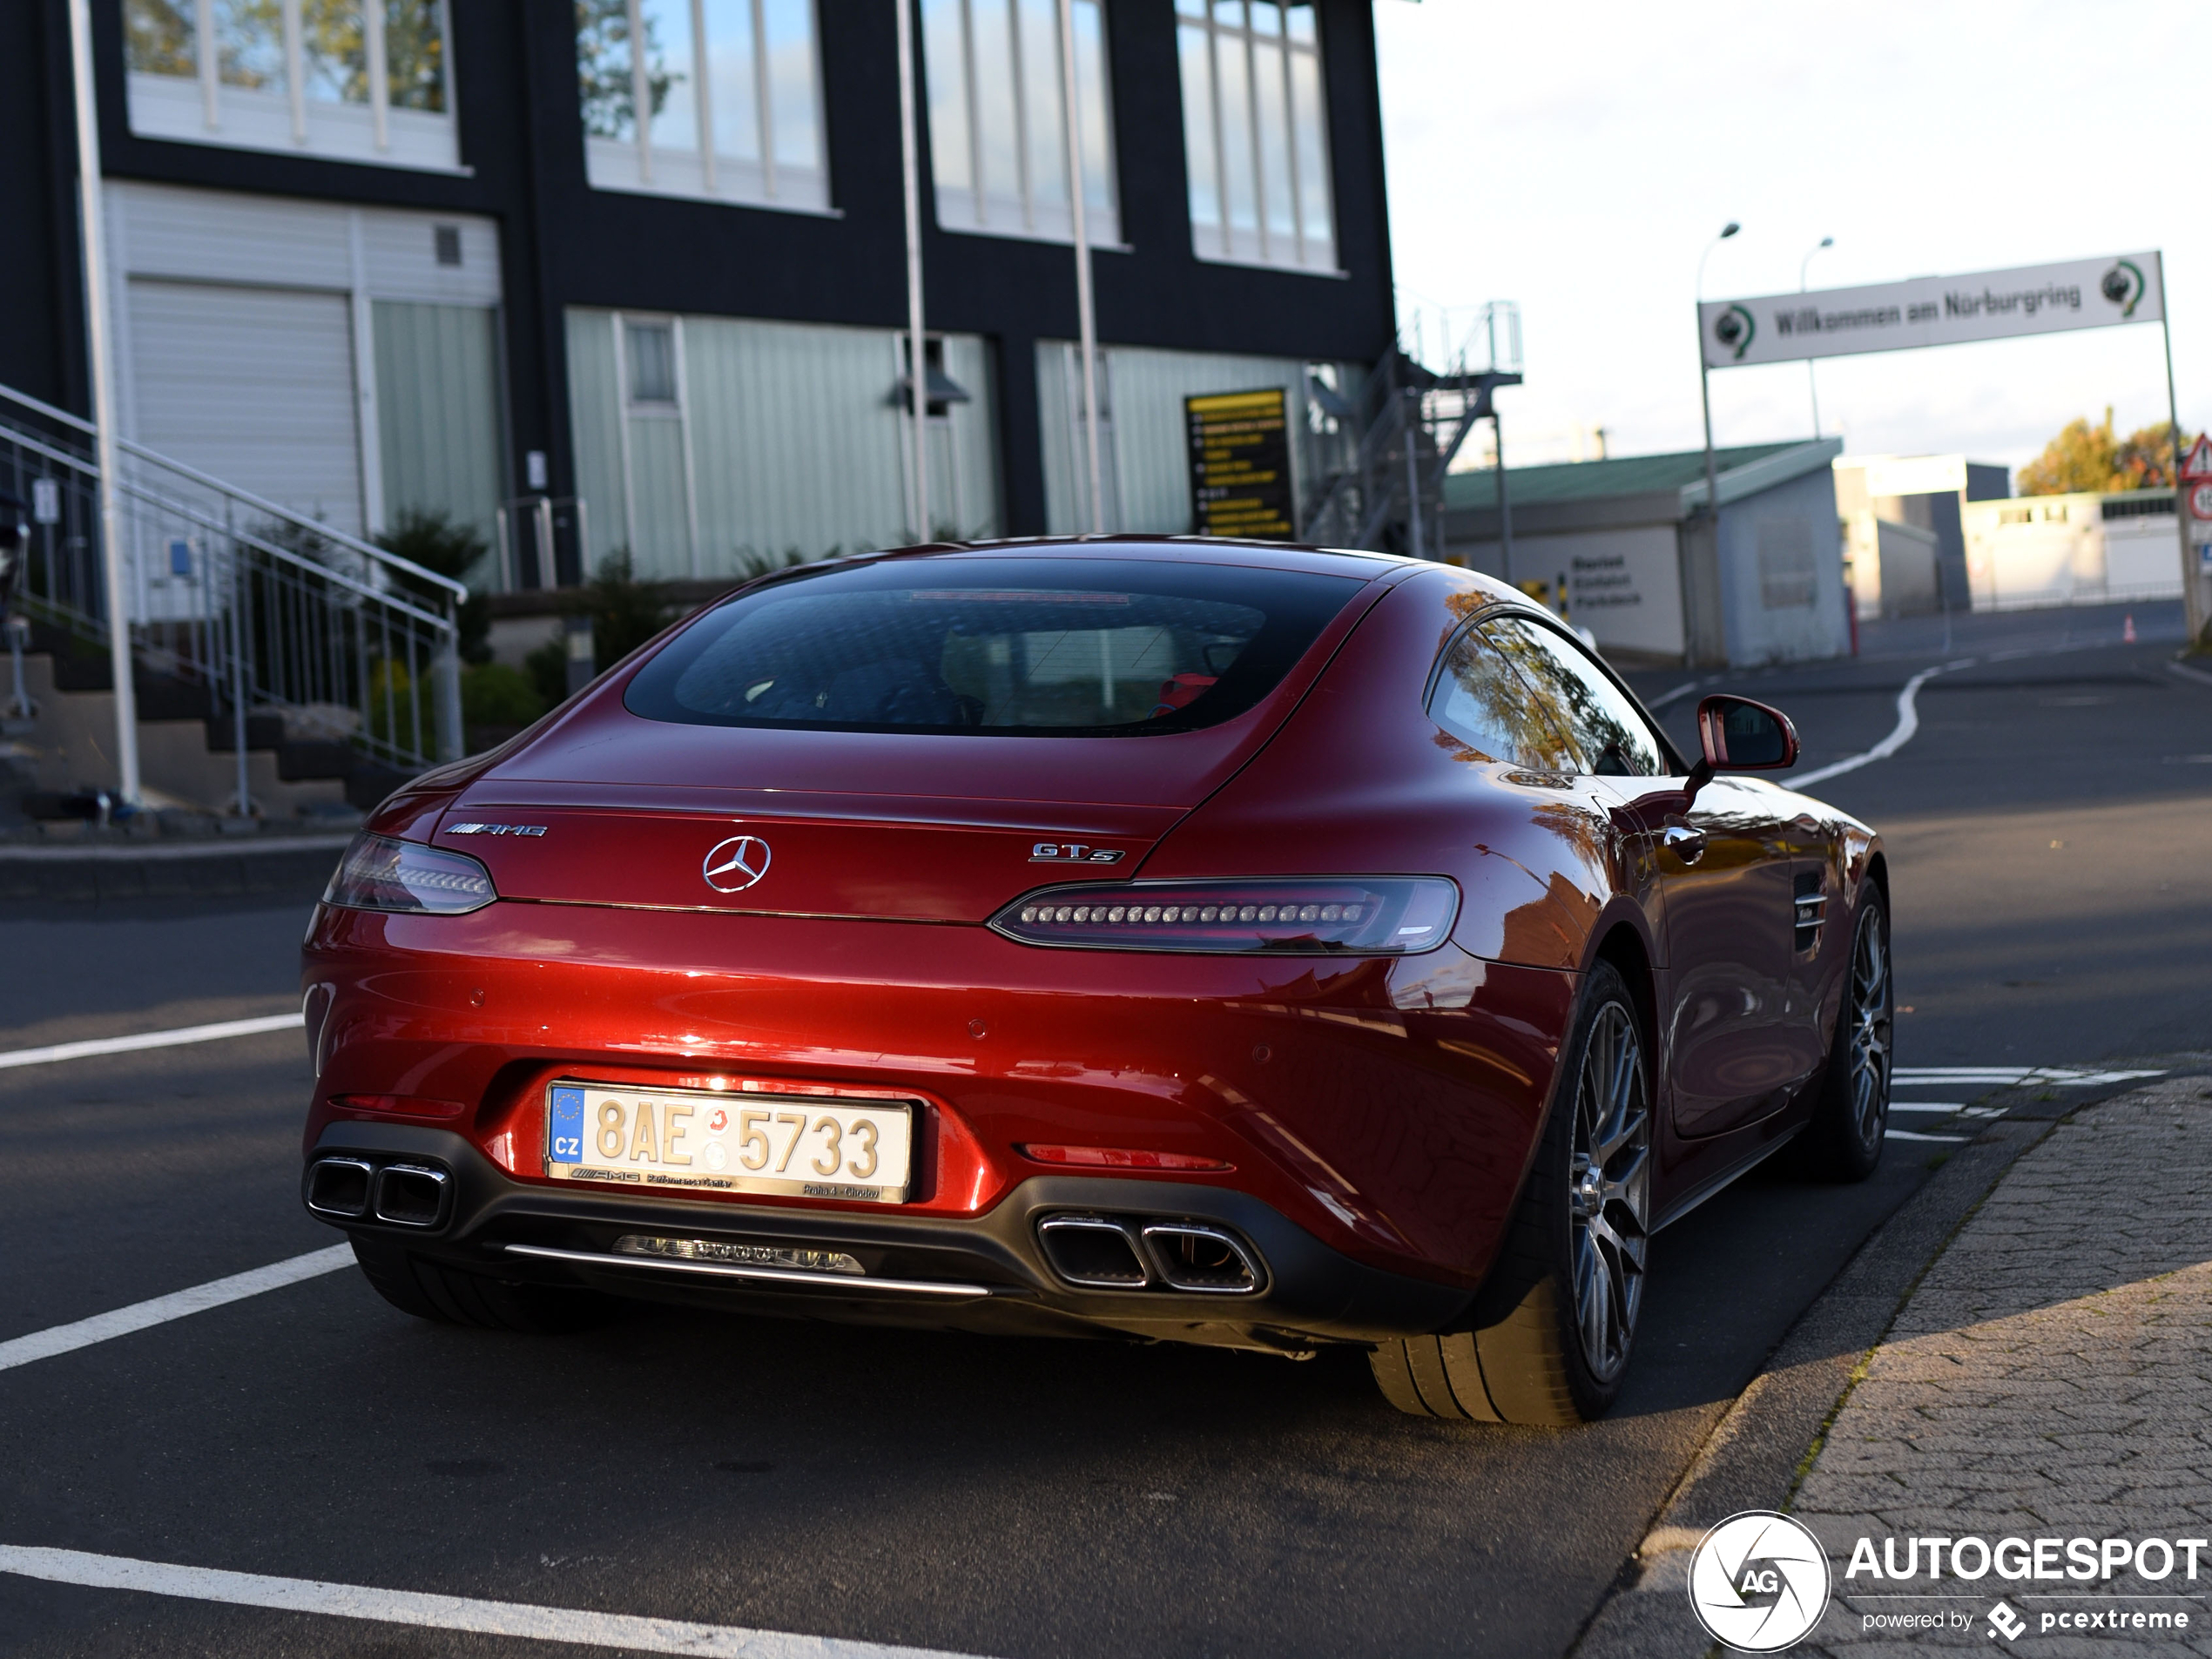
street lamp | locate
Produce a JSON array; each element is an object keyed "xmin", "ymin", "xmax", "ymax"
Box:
[
  {"xmin": 1696, "ymin": 221, "xmax": 1740, "ymax": 535},
  {"xmin": 1801, "ymin": 236, "xmax": 1833, "ymax": 436}
]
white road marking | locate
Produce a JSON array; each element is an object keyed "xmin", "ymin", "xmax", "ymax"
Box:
[
  {"xmin": 0, "ymin": 1012, "xmax": 304, "ymax": 1072},
  {"xmin": 2167, "ymin": 659, "xmax": 2212, "ymax": 689},
  {"xmin": 1887, "ymin": 1102, "xmax": 1966, "ymax": 1113},
  {"xmin": 1892, "ymin": 1066, "xmax": 2165, "ymax": 1088},
  {"xmin": 1644, "ymin": 678, "xmax": 1705, "ymax": 710},
  {"xmin": 0, "ymin": 1246, "xmax": 352, "ymax": 1374},
  {"xmin": 0, "ymin": 1546, "xmax": 981, "ymax": 1658},
  {"xmin": 1793, "ymin": 661, "xmax": 1974, "ymax": 788},
  {"xmin": 1885, "ymin": 1129, "xmax": 1966, "ymax": 1143}
]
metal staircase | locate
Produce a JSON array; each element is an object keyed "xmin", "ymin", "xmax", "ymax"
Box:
[
  {"xmin": 1302, "ymin": 301, "xmax": 1523, "ymax": 562},
  {"xmin": 0, "ymin": 381, "xmax": 464, "ymax": 810}
]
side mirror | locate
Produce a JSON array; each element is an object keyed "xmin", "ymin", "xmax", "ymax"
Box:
[{"xmin": 1688, "ymin": 694, "xmax": 1798, "ymax": 788}]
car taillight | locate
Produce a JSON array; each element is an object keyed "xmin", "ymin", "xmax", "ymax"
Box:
[
  {"xmin": 990, "ymin": 877, "xmax": 1457, "ymax": 954},
  {"xmin": 323, "ymin": 833, "xmax": 496, "ymax": 915}
]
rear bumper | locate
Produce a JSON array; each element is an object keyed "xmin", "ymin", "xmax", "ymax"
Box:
[
  {"xmin": 301, "ymin": 900, "xmax": 1577, "ymax": 1297},
  {"xmin": 303, "ymin": 1121, "xmax": 1471, "ymax": 1349}
]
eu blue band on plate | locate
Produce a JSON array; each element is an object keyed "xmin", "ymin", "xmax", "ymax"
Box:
[{"xmin": 549, "ymin": 1084, "xmax": 585, "ymax": 1163}]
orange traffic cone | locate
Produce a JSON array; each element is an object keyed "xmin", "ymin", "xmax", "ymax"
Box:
[{"xmin": 2124, "ymin": 613, "xmax": 2137, "ymax": 643}]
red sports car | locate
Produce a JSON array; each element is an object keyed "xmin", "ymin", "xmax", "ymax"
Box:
[{"xmin": 300, "ymin": 539, "xmax": 1891, "ymax": 1424}]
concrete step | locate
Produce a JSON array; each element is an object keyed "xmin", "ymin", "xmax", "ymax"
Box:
[{"xmin": 3, "ymin": 650, "xmax": 393, "ymax": 819}]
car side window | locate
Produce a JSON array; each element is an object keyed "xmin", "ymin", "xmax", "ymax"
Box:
[
  {"xmin": 1429, "ymin": 622, "xmax": 1581, "ymax": 770},
  {"xmin": 1483, "ymin": 616, "xmax": 1667, "ymax": 777}
]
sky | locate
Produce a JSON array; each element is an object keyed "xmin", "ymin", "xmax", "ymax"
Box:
[{"xmin": 1372, "ymin": 1, "xmax": 2212, "ymax": 481}]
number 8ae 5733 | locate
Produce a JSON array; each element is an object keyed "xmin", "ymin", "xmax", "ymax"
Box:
[{"xmin": 547, "ymin": 1082, "xmax": 914, "ymax": 1203}]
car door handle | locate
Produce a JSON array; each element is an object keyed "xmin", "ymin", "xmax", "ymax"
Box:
[{"xmin": 1663, "ymin": 825, "xmax": 1707, "ymax": 864}]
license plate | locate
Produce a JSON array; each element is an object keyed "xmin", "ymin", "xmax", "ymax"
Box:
[{"xmin": 544, "ymin": 1082, "xmax": 914, "ymax": 1204}]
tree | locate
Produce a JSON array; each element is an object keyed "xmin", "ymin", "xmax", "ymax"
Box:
[{"xmin": 2020, "ymin": 408, "xmax": 2194, "ymax": 495}]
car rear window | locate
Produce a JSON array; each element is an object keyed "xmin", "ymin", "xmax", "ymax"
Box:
[{"xmin": 624, "ymin": 556, "xmax": 1366, "ymax": 736}]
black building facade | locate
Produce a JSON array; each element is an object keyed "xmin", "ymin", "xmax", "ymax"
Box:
[{"xmin": 2, "ymin": 1, "xmax": 1397, "ymax": 591}]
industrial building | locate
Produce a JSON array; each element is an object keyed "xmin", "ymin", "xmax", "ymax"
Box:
[
  {"xmin": 1961, "ymin": 489, "xmax": 2188, "ymax": 611},
  {"xmin": 1439, "ymin": 439, "xmax": 1851, "ymax": 668},
  {"xmin": 1831, "ymin": 454, "xmax": 2007, "ymax": 619}
]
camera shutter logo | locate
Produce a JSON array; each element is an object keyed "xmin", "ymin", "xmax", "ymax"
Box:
[
  {"xmin": 703, "ymin": 834, "xmax": 772, "ymax": 893},
  {"xmin": 1687, "ymin": 1512, "xmax": 1831, "ymax": 1652}
]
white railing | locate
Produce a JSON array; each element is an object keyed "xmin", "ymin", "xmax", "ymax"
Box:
[{"xmin": 0, "ymin": 380, "xmax": 463, "ymax": 774}]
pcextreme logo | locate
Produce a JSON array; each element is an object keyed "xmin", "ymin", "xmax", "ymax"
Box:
[{"xmin": 1688, "ymin": 1512, "xmax": 1832, "ymax": 1652}]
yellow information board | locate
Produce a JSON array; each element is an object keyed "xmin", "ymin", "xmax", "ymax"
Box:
[{"xmin": 1186, "ymin": 388, "xmax": 1295, "ymax": 540}]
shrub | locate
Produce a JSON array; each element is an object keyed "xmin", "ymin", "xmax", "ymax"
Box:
[{"xmin": 462, "ymin": 662, "xmax": 544, "ymax": 729}]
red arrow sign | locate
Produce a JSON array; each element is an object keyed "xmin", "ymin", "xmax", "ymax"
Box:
[{"xmin": 2181, "ymin": 433, "xmax": 2212, "ymax": 482}]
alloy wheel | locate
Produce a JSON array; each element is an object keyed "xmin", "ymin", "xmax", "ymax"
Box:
[
  {"xmin": 1567, "ymin": 1002, "xmax": 1649, "ymax": 1383},
  {"xmin": 1848, "ymin": 907, "xmax": 1892, "ymax": 1150}
]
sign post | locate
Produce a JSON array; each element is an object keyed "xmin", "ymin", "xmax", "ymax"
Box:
[
  {"xmin": 2180, "ymin": 431, "xmax": 2212, "ymax": 648},
  {"xmin": 1186, "ymin": 389, "xmax": 1295, "ymax": 540},
  {"xmin": 1702, "ymin": 250, "xmax": 2193, "ymax": 645}
]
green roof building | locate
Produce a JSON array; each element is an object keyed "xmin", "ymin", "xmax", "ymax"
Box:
[{"xmin": 1440, "ymin": 437, "xmax": 1849, "ymax": 667}]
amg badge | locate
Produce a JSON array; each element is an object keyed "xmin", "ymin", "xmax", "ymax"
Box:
[{"xmin": 447, "ymin": 823, "xmax": 547, "ymax": 837}]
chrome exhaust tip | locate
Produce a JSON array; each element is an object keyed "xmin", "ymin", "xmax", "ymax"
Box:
[
  {"xmin": 1035, "ymin": 1214, "xmax": 1150, "ymax": 1288},
  {"xmin": 369, "ymin": 1162, "xmax": 451, "ymax": 1228},
  {"xmin": 1139, "ymin": 1222, "xmax": 1264, "ymax": 1294},
  {"xmin": 303, "ymin": 1157, "xmax": 374, "ymax": 1219}
]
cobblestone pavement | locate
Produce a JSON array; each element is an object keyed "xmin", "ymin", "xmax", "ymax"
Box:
[{"xmin": 1792, "ymin": 1077, "xmax": 2212, "ymax": 1655}]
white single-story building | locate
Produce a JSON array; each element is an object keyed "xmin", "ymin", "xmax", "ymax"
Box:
[
  {"xmin": 1961, "ymin": 490, "xmax": 2188, "ymax": 610},
  {"xmin": 1440, "ymin": 438, "xmax": 1850, "ymax": 668}
]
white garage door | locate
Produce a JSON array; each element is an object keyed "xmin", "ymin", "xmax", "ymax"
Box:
[{"xmin": 126, "ymin": 280, "xmax": 365, "ymax": 537}]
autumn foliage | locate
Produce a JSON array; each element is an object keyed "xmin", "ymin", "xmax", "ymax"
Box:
[{"xmin": 2019, "ymin": 408, "xmax": 2196, "ymax": 496}]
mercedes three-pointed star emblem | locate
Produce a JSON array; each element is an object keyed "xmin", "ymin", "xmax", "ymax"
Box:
[{"xmin": 703, "ymin": 833, "xmax": 772, "ymax": 894}]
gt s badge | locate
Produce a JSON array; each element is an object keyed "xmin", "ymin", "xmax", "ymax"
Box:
[{"xmin": 1030, "ymin": 843, "xmax": 1126, "ymax": 864}]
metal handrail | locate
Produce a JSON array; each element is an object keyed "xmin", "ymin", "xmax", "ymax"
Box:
[
  {"xmin": 1, "ymin": 374, "xmax": 465, "ymax": 776},
  {"xmin": 114, "ymin": 476, "xmax": 455, "ymax": 631},
  {"xmin": 113, "ymin": 437, "xmax": 468, "ymax": 604},
  {"xmin": 0, "ymin": 381, "xmax": 466, "ymax": 604},
  {"xmin": 0, "ymin": 381, "xmax": 98, "ymax": 436}
]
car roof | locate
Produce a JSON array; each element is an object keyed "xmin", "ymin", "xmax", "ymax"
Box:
[{"xmin": 862, "ymin": 535, "xmax": 1417, "ymax": 584}]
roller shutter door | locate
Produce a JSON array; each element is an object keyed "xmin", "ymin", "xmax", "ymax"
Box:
[{"xmin": 126, "ymin": 279, "xmax": 365, "ymax": 537}]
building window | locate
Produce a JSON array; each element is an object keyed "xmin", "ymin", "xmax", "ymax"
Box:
[
  {"xmin": 575, "ymin": 0, "xmax": 829, "ymax": 212},
  {"xmin": 122, "ymin": 0, "xmax": 459, "ymax": 172},
  {"xmin": 1175, "ymin": 0, "xmax": 1335, "ymax": 273},
  {"xmin": 921, "ymin": 0, "xmax": 1119, "ymax": 246},
  {"xmin": 624, "ymin": 320, "xmax": 680, "ymax": 404}
]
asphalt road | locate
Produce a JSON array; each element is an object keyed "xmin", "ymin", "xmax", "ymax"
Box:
[{"xmin": 2, "ymin": 601, "xmax": 2206, "ymax": 1659}]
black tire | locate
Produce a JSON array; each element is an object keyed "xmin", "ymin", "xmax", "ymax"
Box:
[
  {"xmin": 1371, "ymin": 960, "xmax": 1652, "ymax": 1426},
  {"xmin": 349, "ymin": 1237, "xmax": 617, "ymax": 1334},
  {"xmin": 1798, "ymin": 889, "xmax": 1892, "ymax": 1182}
]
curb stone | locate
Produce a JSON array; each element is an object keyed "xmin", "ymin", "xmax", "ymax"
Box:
[
  {"xmin": 0, "ymin": 833, "xmax": 354, "ymax": 905},
  {"xmin": 1562, "ymin": 1075, "xmax": 2206, "ymax": 1659}
]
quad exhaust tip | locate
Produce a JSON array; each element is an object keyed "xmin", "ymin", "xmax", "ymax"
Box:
[
  {"xmin": 304, "ymin": 1156, "xmax": 451, "ymax": 1230},
  {"xmin": 304, "ymin": 1157, "xmax": 374, "ymax": 1219},
  {"xmin": 1035, "ymin": 1213, "xmax": 1264, "ymax": 1295}
]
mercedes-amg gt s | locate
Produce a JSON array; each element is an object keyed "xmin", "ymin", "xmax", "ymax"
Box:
[{"xmin": 299, "ymin": 540, "xmax": 1891, "ymax": 1424}]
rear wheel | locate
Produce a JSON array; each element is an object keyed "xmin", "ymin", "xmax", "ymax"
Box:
[
  {"xmin": 350, "ymin": 1237, "xmax": 617, "ymax": 1334},
  {"xmin": 1371, "ymin": 961, "xmax": 1651, "ymax": 1425},
  {"xmin": 1798, "ymin": 892, "xmax": 1892, "ymax": 1182}
]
